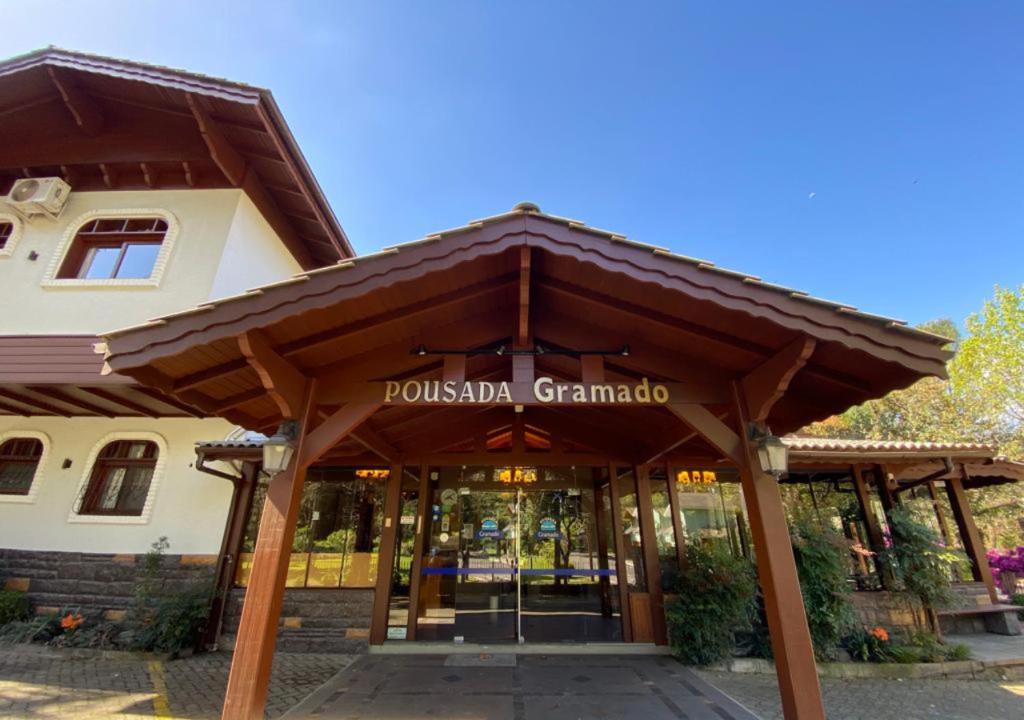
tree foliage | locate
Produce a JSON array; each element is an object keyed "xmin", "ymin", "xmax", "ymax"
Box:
[{"xmin": 802, "ymin": 286, "xmax": 1024, "ymax": 546}]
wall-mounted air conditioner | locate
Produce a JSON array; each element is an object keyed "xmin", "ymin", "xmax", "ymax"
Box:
[{"xmin": 4, "ymin": 177, "xmax": 72, "ymax": 221}]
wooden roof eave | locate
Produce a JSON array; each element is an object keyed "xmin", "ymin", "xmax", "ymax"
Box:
[{"xmin": 100, "ymin": 213, "xmax": 949, "ymax": 384}]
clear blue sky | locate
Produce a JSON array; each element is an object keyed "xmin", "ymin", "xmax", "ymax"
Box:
[{"xmin": 7, "ymin": 2, "xmax": 1023, "ymax": 327}]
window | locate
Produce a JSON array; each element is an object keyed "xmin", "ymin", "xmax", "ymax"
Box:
[
  {"xmin": 57, "ymin": 217, "xmax": 168, "ymax": 280},
  {"xmin": 78, "ymin": 440, "xmax": 158, "ymax": 516},
  {"xmin": 0, "ymin": 438, "xmax": 44, "ymax": 496},
  {"xmin": 236, "ymin": 468, "xmax": 387, "ymax": 588},
  {"xmin": 0, "ymin": 222, "xmax": 12, "ymax": 251}
]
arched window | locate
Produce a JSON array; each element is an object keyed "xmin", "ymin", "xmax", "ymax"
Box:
[
  {"xmin": 79, "ymin": 440, "xmax": 159, "ymax": 516},
  {"xmin": 0, "ymin": 438, "xmax": 44, "ymax": 496}
]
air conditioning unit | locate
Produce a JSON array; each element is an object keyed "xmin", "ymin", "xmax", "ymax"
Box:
[{"xmin": 5, "ymin": 177, "xmax": 72, "ymax": 220}]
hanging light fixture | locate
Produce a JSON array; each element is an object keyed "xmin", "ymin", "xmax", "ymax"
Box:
[
  {"xmin": 262, "ymin": 420, "xmax": 299, "ymax": 474},
  {"xmin": 751, "ymin": 427, "xmax": 788, "ymax": 477}
]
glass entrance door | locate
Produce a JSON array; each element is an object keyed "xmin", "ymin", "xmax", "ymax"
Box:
[{"xmin": 414, "ymin": 467, "xmax": 622, "ymax": 644}]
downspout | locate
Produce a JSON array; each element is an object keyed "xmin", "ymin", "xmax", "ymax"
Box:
[{"xmin": 196, "ymin": 454, "xmax": 260, "ymax": 650}]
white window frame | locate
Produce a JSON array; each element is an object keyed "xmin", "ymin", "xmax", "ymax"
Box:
[
  {"xmin": 0, "ymin": 213, "xmax": 23, "ymax": 259},
  {"xmin": 0, "ymin": 430, "xmax": 50, "ymax": 504},
  {"xmin": 42, "ymin": 209, "xmax": 180, "ymax": 289},
  {"xmin": 68, "ymin": 431, "xmax": 168, "ymax": 525}
]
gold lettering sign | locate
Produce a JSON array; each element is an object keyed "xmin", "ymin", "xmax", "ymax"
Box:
[
  {"xmin": 380, "ymin": 376, "xmax": 672, "ymax": 406},
  {"xmin": 355, "ymin": 469, "xmax": 390, "ymax": 479}
]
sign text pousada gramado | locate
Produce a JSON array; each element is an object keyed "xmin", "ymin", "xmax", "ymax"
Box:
[{"xmin": 382, "ymin": 376, "xmax": 673, "ymax": 406}]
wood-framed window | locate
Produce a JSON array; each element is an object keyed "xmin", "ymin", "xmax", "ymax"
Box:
[
  {"xmin": 56, "ymin": 217, "xmax": 168, "ymax": 280},
  {"xmin": 0, "ymin": 221, "xmax": 12, "ymax": 251},
  {"xmin": 0, "ymin": 438, "xmax": 44, "ymax": 496},
  {"xmin": 78, "ymin": 440, "xmax": 158, "ymax": 516}
]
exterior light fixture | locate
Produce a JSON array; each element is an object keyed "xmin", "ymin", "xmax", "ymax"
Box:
[
  {"xmin": 262, "ymin": 420, "xmax": 299, "ymax": 474},
  {"xmin": 620, "ymin": 344, "xmax": 630, "ymax": 357},
  {"xmin": 412, "ymin": 344, "xmax": 428, "ymax": 356},
  {"xmin": 750, "ymin": 426, "xmax": 788, "ymax": 477},
  {"xmin": 495, "ymin": 345, "xmax": 506, "ymax": 356}
]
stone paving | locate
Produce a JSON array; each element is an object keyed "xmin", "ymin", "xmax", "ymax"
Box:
[
  {"xmin": 698, "ymin": 669, "xmax": 1024, "ymax": 720},
  {"xmin": 0, "ymin": 646, "xmax": 351, "ymax": 718},
  {"xmin": 2, "ymin": 645, "xmax": 1024, "ymax": 719}
]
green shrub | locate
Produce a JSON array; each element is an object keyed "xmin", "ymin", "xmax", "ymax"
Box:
[
  {"xmin": 0, "ymin": 590, "xmax": 30, "ymax": 626},
  {"xmin": 883, "ymin": 507, "xmax": 966, "ymax": 620},
  {"xmin": 666, "ymin": 543, "xmax": 756, "ymax": 665},
  {"xmin": 791, "ymin": 521, "xmax": 855, "ymax": 661},
  {"xmin": 843, "ymin": 626, "xmax": 894, "ymax": 662},
  {"xmin": 1010, "ymin": 592, "xmax": 1024, "ymax": 620},
  {"xmin": 126, "ymin": 536, "xmax": 214, "ymax": 656}
]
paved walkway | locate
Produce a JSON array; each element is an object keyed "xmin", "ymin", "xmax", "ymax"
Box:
[
  {"xmin": 284, "ymin": 654, "xmax": 758, "ymax": 719},
  {"xmin": 0, "ymin": 646, "xmax": 351, "ymax": 718},
  {"xmin": 957, "ymin": 632, "xmax": 1024, "ymax": 663},
  {"xmin": 698, "ymin": 669, "xmax": 1024, "ymax": 720}
]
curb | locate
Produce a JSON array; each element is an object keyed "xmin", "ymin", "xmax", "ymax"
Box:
[{"xmin": 714, "ymin": 656, "xmax": 1024, "ymax": 680}]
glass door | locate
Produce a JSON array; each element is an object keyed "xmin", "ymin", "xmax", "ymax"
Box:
[{"xmin": 412, "ymin": 467, "xmax": 621, "ymax": 644}]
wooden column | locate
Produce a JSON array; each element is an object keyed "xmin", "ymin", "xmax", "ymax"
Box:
[
  {"xmin": 851, "ymin": 464, "xmax": 894, "ymax": 589},
  {"xmin": 405, "ymin": 465, "xmax": 431, "ymax": 640},
  {"xmin": 370, "ymin": 464, "xmax": 406, "ymax": 645},
  {"xmin": 607, "ymin": 464, "xmax": 633, "ymax": 642},
  {"xmin": 946, "ymin": 469, "xmax": 998, "ymax": 602},
  {"xmin": 635, "ymin": 464, "xmax": 668, "ymax": 645},
  {"xmin": 221, "ymin": 383, "xmax": 318, "ymax": 720},
  {"xmin": 731, "ymin": 385, "xmax": 824, "ymax": 720}
]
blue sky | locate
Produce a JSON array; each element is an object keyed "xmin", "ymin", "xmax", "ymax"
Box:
[{"xmin": 6, "ymin": 2, "xmax": 1023, "ymax": 327}]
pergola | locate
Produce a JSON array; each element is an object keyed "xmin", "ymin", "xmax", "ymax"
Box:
[{"xmin": 99, "ymin": 203, "xmax": 951, "ymax": 720}]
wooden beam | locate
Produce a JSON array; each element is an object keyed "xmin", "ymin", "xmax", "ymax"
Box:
[
  {"xmin": 47, "ymin": 67, "xmax": 103, "ymax": 136},
  {"xmin": 947, "ymin": 468, "xmax": 998, "ymax": 602},
  {"xmin": 517, "ymin": 246, "xmax": 531, "ymax": 346},
  {"xmin": 27, "ymin": 386, "xmax": 115, "ymax": 417},
  {"xmin": 665, "ymin": 403, "xmax": 742, "ymax": 464},
  {"xmin": 99, "ymin": 163, "xmax": 117, "ymax": 189},
  {"xmin": 220, "ymin": 382, "xmax": 318, "ymax": 720},
  {"xmin": 241, "ymin": 171, "xmax": 314, "ymax": 271},
  {"xmin": 132, "ymin": 386, "xmax": 205, "ymax": 418},
  {"xmin": 299, "ymin": 402, "xmax": 382, "ymax": 469},
  {"xmin": 0, "ymin": 389, "xmax": 70, "ymax": 417},
  {"xmin": 79, "ymin": 387, "xmax": 159, "ymax": 417},
  {"xmin": 239, "ymin": 329, "xmax": 306, "ymax": 419},
  {"xmin": 741, "ymin": 337, "xmax": 816, "ymax": 422},
  {"xmin": 211, "ymin": 387, "xmax": 266, "ymax": 413},
  {"xmin": 442, "ymin": 354, "xmax": 466, "ymax": 382},
  {"xmin": 182, "ymin": 161, "xmax": 196, "ymax": 187},
  {"xmin": 580, "ymin": 355, "xmax": 605, "ymax": 382},
  {"xmin": 140, "ymin": 162, "xmax": 158, "ymax": 188},
  {"xmin": 349, "ymin": 421, "xmax": 398, "ymax": 464},
  {"xmin": 642, "ymin": 410, "xmax": 730, "ymax": 465},
  {"xmin": 186, "ymin": 93, "xmax": 247, "ymax": 186},
  {"xmin": 370, "ymin": 464, "xmax": 404, "ymax": 644},
  {"xmin": 732, "ymin": 382, "xmax": 825, "ymax": 720}
]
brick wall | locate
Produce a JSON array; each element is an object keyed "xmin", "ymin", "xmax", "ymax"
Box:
[
  {"xmin": 0, "ymin": 548, "xmax": 216, "ymax": 620},
  {"xmin": 219, "ymin": 587, "xmax": 374, "ymax": 653},
  {"xmin": 850, "ymin": 591, "xmax": 927, "ymax": 635}
]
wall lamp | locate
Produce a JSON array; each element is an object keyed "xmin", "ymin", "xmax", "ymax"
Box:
[
  {"xmin": 262, "ymin": 420, "xmax": 299, "ymax": 474},
  {"xmin": 750, "ymin": 425, "xmax": 788, "ymax": 477}
]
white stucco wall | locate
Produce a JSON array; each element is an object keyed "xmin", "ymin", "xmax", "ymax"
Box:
[
  {"xmin": 209, "ymin": 193, "xmax": 303, "ymax": 300},
  {"xmin": 0, "ymin": 416, "xmax": 237, "ymax": 555},
  {"xmin": 0, "ymin": 188, "xmax": 302, "ymax": 335}
]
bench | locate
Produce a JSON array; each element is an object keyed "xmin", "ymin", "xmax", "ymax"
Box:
[{"xmin": 938, "ymin": 602, "xmax": 1022, "ymax": 636}]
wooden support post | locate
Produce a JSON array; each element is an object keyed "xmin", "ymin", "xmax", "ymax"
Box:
[
  {"xmin": 370, "ymin": 464, "xmax": 405, "ymax": 644},
  {"xmin": 946, "ymin": 469, "xmax": 998, "ymax": 602},
  {"xmin": 607, "ymin": 464, "xmax": 633, "ymax": 643},
  {"xmin": 851, "ymin": 464, "xmax": 894, "ymax": 589},
  {"xmin": 635, "ymin": 464, "xmax": 668, "ymax": 646},
  {"xmin": 221, "ymin": 383, "xmax": 318, "ymax": 720},
  {"xmin": 731, "ymin": 383, "xmax": 824, "ymax": 720},
  {"xmin": 405, "ymin": 465, "xmax": 431, "ymax": 640}
]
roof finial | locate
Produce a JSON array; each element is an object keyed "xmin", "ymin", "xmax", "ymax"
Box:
[{"xmin": 513, "ymin": 201, "xmax": 540, "ymax": 214}]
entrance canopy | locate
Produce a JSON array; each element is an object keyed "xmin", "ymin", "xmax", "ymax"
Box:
[{"xmin": 99, "ymin": 203, "xmax": 950, "ymax": 466}]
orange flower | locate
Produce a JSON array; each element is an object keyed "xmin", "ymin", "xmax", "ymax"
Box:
[
  {"xmin": 60, "ymin": 612, "xmax": 84, "ymax": 631},
  {"xmin": 870, "ymin": 626, "xmax": 889, "ymax": 642}
]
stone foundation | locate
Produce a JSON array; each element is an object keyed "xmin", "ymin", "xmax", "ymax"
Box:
[
  {"xmin": 851, "ymin": 591, "xmax": 927, "ymax": 635},
  {"xmin": 220, "ymin": 587, "xmax": 373, "ymax": 653},
  {"xmin": 0, "ymin": 548, "xmax": 216, "ymax": 618}
]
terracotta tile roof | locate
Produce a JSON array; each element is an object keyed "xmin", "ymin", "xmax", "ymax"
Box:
[
  {"xmin": 783, "ymin": 437, "xmax": 997, "ymax": 454},
  {"xmin": 101, "ymin": 203, "xmax": 953, "ymax": 348}
]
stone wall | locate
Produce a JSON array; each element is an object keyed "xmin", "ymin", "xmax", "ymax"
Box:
[
  {"xmin": 850, "ymin": 591, "xmax": 927, "ymax": 635},
  {"xmin": 220, "ymin": 587, "xmax": 374, "ymax": 653},
  {"xmin": 0, "ymin": 548, "xmax": 216, "ymax": 620}
]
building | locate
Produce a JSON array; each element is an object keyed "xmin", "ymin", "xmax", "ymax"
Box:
[{"xmin": 2, "ymin": 48, "xmax": 1021, "ymax": 720}]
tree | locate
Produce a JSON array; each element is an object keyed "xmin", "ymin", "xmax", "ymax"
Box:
[{"xmin": 802, "ymin": 287, "xmax": 1024, "ymax": 547}]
